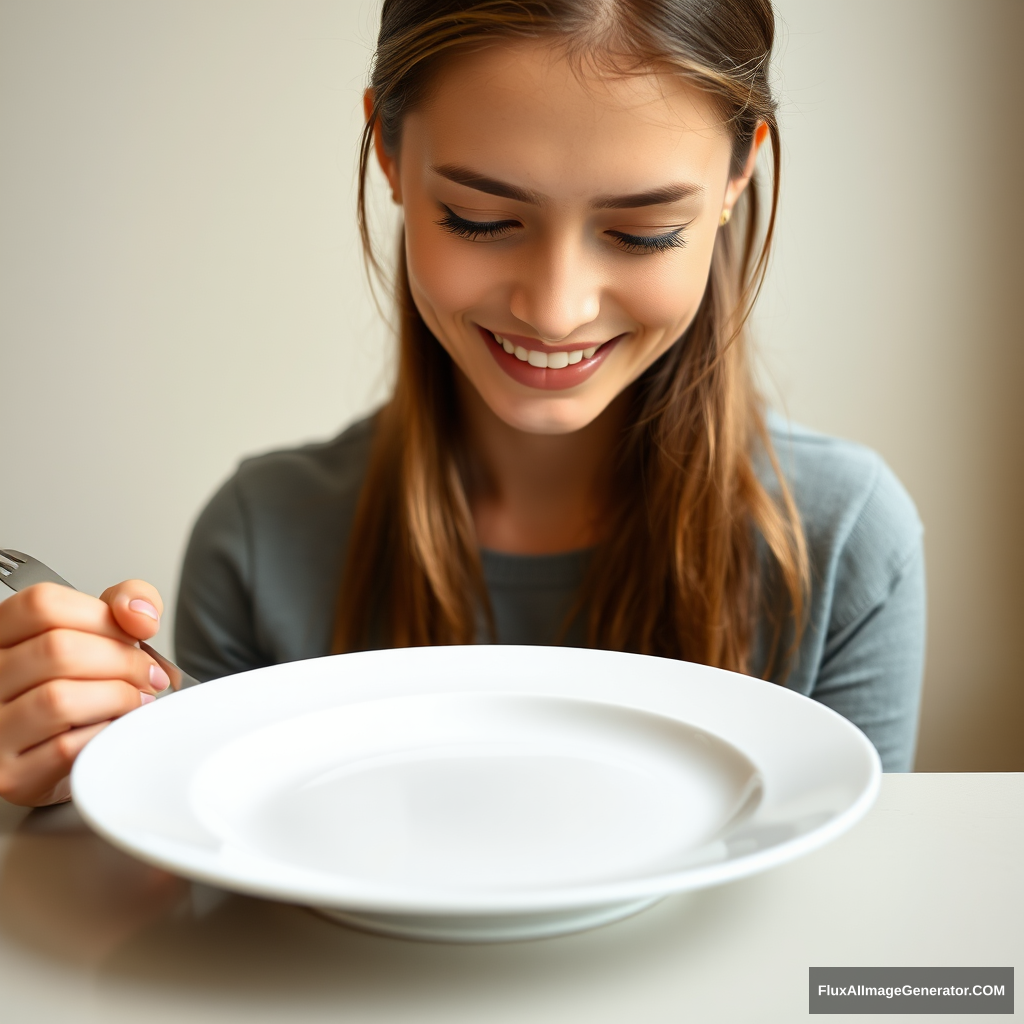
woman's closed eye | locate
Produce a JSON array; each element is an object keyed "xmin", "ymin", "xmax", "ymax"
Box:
[
  {"xmin": 605, "ymin": 227, "xmax": 687, "ymax": 254},
  {"xmin": 436, "ymin": 205, "xmax": 519, "ymax": 240},
  {"xmin": 437, "ymin": 204, "xmax": 688, "ymax": 255}
]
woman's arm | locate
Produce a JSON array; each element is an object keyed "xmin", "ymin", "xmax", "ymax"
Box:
[
  {"xmin": 766, "ymin": 420, "xmax": 927, "ymax": 772},
  {"xmin": 174, "ymin": 474, "xmax": 269, "ymax": 682},
  {"xmin": 810, "ymin": 544, "xmax": 926, "ymax": 773},
  {"xmin": 174, "ymin": 419, "xmax": 376, "ymax": 682}
]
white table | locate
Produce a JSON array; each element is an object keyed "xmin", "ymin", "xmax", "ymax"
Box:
[{"xmin": 0, "ymin": 773, "xmax": 1019, "ymax": 1023}]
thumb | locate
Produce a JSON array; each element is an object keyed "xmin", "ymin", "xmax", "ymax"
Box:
[{"xmin": 99, "ymin": 579, "xmax": 164, "ymax": 641}]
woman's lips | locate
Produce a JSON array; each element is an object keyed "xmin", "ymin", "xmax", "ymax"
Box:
[{"xmin": 477, "ymin": 326, "xmax": 623, "ymax": 391}]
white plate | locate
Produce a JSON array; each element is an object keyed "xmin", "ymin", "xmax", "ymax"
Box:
[{"xmin": 72, "ymin": 645, "xmax": 880, "ymax": 942}]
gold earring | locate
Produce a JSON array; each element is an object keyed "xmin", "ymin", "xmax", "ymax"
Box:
[{"xmin": 719, "ymin": 208, "xmax": 731, "ymax": 226}]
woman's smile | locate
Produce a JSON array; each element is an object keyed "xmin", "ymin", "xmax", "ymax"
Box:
[{"xmin": 477, "ymin": 326, "xmax": 625, "ymax": 390}]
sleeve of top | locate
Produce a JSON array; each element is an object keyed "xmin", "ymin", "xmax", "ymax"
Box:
[
  {"xmin": 173, "ymin": 473, "xmax": 271, "ymax": 682},
  {"xmin": 172, "ymin": 419, "xmax": 374, "ymax": 682},
  {"xmin": 811, "ymin": 544, "xmax": 926, "ymax": 772},
  {"xmin": 807, "ymin": 461, "xmax": 927, "ymax": 773}
]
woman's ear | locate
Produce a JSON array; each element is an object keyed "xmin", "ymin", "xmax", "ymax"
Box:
[
  {"xmin": 364, "ymin": 88, "xmax": 402, "ymax": 205},
  {"xmin": 721, "ymin": 120, "xmax": 769, "ymax": 221}
]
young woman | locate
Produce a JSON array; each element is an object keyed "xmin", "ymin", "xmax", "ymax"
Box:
[{"xmin": 0, "ymin": 0, "xmax": 925, "ymax": 807}]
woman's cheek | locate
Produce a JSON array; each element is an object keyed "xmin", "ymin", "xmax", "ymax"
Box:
[
  {"xmin": 618, "ymin": 256, "xmax": 707, "ymax": 340},
  {"xmin": 405, "ymin": 222, "xmax": 489, "ymax": 323}
]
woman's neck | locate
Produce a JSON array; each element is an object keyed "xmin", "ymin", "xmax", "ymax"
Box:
[{"xmin": 456, "ymin": 370, "xmax": 629, "ymax": 555}]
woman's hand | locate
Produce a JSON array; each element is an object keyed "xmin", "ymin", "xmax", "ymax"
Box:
[{"xmin": 0, "ymin": 581, "xmax": 170, "ymax": 807}]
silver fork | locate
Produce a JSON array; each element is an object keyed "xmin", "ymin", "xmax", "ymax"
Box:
[{"xmin": 0, "ymin": 548, "xmax": 199, "ymax": 690}]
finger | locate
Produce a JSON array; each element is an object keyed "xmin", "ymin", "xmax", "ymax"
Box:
[
  {"xmin": 100, "ymin": 580, "xmax": 164, "ymax": 642},
  {"xmin": 0, "ymin": 630, "xmax": 170, "ymax": 704},
  {"xmin": 0, "ymin": 678, "xmax": 149, "ymax": 755},
  {"xmin": 140, "ymin": 642, "xmax": 184, "ymax": 692},
  {"xmin": 0, "ymin": 582, "xmax": 135, "ymax": 650},
  {"xmin": 0, "ymin": 721, "xmax": 109, "ymax": 807}
]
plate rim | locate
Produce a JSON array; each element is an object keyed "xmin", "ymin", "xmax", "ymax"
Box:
[{"xmin": 71, "ymin": 644, "xmax": 881, "ymax": 915}]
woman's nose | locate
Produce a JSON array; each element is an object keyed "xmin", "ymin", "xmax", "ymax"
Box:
[{"xmin": 508, "ymin": 238, "xmax": 601, "ymax": 342}]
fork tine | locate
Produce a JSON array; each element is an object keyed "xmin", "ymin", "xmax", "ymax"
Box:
[
  {"xmin": 1, "ymin": 549, "xmax": 28, "ymax": 580},
  {"xmin": 0, "ymin": 549, "xmax": 73, "ymax": 590}
]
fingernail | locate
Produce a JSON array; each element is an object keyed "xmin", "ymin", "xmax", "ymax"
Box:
[
  {"xmin": 140, "ymin": 692, "xmax": 156, "ymax": 705},
  {"xmin": 129, "ymin": 599, "xmax": 160, "ymax": 622},
  {"xmin": 150, "ymin": 664, "xmax": 171, "ymax": 692}
]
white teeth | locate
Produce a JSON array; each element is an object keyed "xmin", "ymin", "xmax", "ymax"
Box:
[{"xmin": 491, "ymin": 331, "xmax": 604, "ymax": 368}]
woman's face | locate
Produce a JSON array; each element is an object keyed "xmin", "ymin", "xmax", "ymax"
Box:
[{"xmin": 375, "ymin": 38, "xmax": 760, "ymax": 435}]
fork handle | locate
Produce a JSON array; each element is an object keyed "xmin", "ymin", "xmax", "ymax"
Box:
[{"xmin": 1, "ymin": 549, "xmax": 200, "ymax": 690}]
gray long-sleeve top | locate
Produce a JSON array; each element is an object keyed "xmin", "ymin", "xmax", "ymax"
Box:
[{"xmin": 175, "ymin": 414, "xmax": 926, "ymax": 772}]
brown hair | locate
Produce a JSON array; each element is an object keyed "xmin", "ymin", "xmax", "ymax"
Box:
[{"xmin": 334, "ymin": 0, "xmax": 808, "ymax": 675}]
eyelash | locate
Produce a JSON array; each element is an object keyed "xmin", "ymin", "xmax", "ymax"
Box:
[
  {"xmin": 436, "ymin": 206, "xmax": 518, "ymax": 241},
  {"xmin": 606, "ymin": 229, "xmax": 687, "ymax": 254},
  {"xmin": 436, "ymin": 205, "xmax": 687, "ymax": 255}
]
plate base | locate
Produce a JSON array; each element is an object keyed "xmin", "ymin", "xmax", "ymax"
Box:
[{"xmin": 314, "ymin": 896, "xmax": 663, "ymax": 943}]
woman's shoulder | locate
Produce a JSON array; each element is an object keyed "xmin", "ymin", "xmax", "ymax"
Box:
[
  {"xmin": 176, "ymin": 414, "xmax": 379, "ymax": 676},
  {"xmin": 764, "ymin": 413, "xmax": 921, "ymax": 533},
  {"xmin": 762, "ymin": 411, "xmax": 923, "ymax": 625},
  {"xmin": 186, "ymin": 410, "xmax": 378, "ymax": 604},
  {"xmin": 228, "ymin": 413, "xmax": 377, "ymax": 508}
]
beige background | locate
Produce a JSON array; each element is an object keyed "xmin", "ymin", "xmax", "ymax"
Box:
[{"xmin": 0, "ymin": 1, "xmax": 1020, "ymax": 770}]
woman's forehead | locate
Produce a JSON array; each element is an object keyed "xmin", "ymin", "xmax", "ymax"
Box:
[{"xmin": 403, "ymin": 38, "xmax": 733, "ymax": 198}]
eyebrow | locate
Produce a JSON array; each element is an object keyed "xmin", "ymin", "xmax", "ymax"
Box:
[
  {"xmin": 593, "ymin": 182, "xmax": 704, "ymax": 209},
  {"xmin": 432, "ymin": 163, "xmax": 703, "ymax": 209}
]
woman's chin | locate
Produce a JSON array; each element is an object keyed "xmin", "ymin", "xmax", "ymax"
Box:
[{"xmin": 481, "ymin": 389, "xmax": 609, "ymax": 436}]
